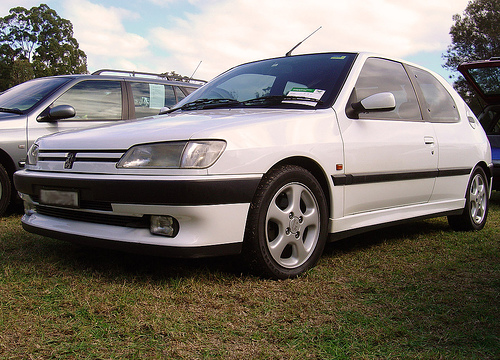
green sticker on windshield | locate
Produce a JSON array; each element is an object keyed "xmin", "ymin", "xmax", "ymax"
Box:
[{"xmin": 330, "ymin": 56, "xmax": 347, "ymax": 60}]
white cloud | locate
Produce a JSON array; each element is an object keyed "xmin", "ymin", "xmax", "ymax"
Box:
[
  {"xmin": 2, "ymin": 0, "xmax": 469, "ymax": 80},
  {"xmin": 148, "ymin": 0, "xmax": 470, "ymax": 79},
  {"xmin": 63, "ymin": 0, "xmax": 151, "ymax": 71}
]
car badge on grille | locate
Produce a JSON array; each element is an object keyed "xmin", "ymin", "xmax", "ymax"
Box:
[{"xmin": 64, "ymin": 152, "xmax": 77, "ymax": 169}]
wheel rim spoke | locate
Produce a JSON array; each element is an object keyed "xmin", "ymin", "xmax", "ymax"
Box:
[
  {"xmin": 469, "ymin": 174, "xmax": 486, "ymax": 224},
  {"xmin": 266, "ymin": 182, "xmax": 320, "ymax": 269}
]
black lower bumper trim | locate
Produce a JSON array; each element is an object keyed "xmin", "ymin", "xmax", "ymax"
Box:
[
  {"xmin": 22, "ymin": 222, "xmax": 243, "ymax": 259},
  {"xmin": 14, "ymin": 171, "xmax": 261, "ymax": 206}
]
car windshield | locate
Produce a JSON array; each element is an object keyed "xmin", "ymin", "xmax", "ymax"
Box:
[
  {"xmin": 171, "ymin": 53, "xmax": 356, "ymax": 111},
  {"xmin": 0, "ymin": 77, "xmax": 71, "ymax": 113}
]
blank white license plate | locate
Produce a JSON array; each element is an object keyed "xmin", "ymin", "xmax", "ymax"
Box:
[{"xmin": 40, "ymin": 189, "xmax": 79, "ymax": 207}]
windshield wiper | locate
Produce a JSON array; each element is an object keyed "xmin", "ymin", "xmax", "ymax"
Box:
[
  {"xmin": 166, "ymin": 95, "xmax": 323, "ymax": 114},
  {"xmin": 0, "ymin": 107, "xmax": 23, "ymax": 114},
  {"xmin": 241, "ymin": 95, "xmax": 323, "ymax": 106},
  {"xmin": 168, "ymin": 98, "xmax": 240, "ymax": 112}
]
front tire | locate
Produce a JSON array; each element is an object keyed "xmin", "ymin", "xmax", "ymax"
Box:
[
  {"xmin": 448, "ymin": 166, "xmax": 489, "ymax": 231},
  {"xmin": 243, "ymin": 165, "xmax": 328, "ymax": 279}
]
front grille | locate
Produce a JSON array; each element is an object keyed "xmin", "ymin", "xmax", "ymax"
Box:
[
  {"xmin": 32, "ymin": 196, "xmax": 113, "ymax": 212},
  {"xmin": 36, "ymin": 205, "xmax": 149, "ymax": 228}
]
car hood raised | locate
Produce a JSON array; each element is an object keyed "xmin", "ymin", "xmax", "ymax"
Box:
[{"xmin": 36, "ymin": 108, "xmax": 321, "ymax": 150}]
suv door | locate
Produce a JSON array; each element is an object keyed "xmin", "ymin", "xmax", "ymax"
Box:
[{"xmin": 337, "ymin": 58, "xmax": 438, "ymax": 215}]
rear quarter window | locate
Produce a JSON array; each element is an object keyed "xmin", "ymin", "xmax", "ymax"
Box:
[{"xmin": 408, "ymin": 66, "xmax": 460, "ymax": 123}]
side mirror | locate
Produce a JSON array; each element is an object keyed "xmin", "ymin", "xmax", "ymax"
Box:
[
  {"xmin": 159, "ymin": 106, "xmax": 170, "ymax": 115},
  {"xmin": 38, "ymin": 105, "xmax": 76, "ymax": 122},
  {"xmin": 351, "ymin": 92, "xmax": 396, "ymax": 114}
]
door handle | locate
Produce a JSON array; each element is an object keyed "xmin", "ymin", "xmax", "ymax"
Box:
[{"xmin": 424, "ymin": 136, "xmax": 435, "ymax": 145}]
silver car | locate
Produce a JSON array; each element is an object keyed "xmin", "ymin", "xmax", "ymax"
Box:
[{"xmin": 0, "ymin": 70, "xmax": 203, "ymax": 216}]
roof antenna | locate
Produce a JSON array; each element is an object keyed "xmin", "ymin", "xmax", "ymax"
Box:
[
  {"xmin": 189, "ymin": 61, "xmax": 202, "ymax": 81},
  {"xmin": 285, "ymin": 26, "xmax": 322, "ymax": 57}
]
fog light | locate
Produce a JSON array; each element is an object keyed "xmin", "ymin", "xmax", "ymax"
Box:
[{"xmin": 150, "ymin": 215, "xmax": 179, "ymax": 237}]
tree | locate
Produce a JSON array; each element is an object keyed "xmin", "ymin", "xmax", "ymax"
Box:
[
  {"xmin": 443, "ymin": 0, "xmax": 500, "ymax": 109},
  {"xmin": 0, "ymin": 4, "xmax": 87, "ymax": 90}
]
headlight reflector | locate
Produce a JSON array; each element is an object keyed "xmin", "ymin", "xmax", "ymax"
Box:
[{"xmin": 117, "ymin": 140, "xmax": 226, "ymax": 169}]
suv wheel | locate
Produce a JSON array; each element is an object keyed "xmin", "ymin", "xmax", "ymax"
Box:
[{"xmin": 0, "ymin": 163, "xmax": 12, "ymax": 217}]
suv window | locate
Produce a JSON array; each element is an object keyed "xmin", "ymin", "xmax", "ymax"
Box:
[
  {"xmin": 0, "ymin": 77, "xmax": 71, "ymax": 112},
  {"xmin": 408, "ymin": 66, "xmax": 459, "ymax": 123},
  {"xmin": 53, "ymin": 80, "xmax": 122, "ymax": 120},
  {"xmin": 348, "ymin": 58, "xmax": 421, "ymax": 120},
  {"xmin": 130, "ymin": 82, "xmax": 177, "ymax": 118},
  {"xmin": 174, "ymin": 86, "xmax": 189, "ymax": 102}
]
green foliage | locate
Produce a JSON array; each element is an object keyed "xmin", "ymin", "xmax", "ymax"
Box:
[
  {"xmin": 0, "ymin": 4, "xmax": 87, "ymax": 91},
  {"xmin": 443, "ymin": 0, "xmax": 500, "ymax": 110}
]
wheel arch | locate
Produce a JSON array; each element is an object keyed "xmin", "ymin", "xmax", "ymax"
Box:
[
  {"xmin": 0, "ymin": 148, "xmax": 16, "ymax": 181},
  {"xmin": 476, "ymin": 161, "xmax": 493, "ymax": 193},
  {"xmin": 269, "ymin": 156, "xmax": 332, "ymax": 217}
]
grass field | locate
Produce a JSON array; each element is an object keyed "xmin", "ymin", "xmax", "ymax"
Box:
[{"xmin": 0, "ymin": 193, "xmax": 499, "ymax": 359}]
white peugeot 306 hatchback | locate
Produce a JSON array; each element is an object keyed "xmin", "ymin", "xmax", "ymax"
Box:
[{"xmin": 14, "ymin": 52, "xmax": 492, "ymax": 279}]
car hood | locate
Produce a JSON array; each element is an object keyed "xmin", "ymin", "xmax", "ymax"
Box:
[
  {"xmin": 36, "ymin": 108, "xmax": 321, "ymax": 150},
  {"xmin": 458, "ymin": 59, "xmax": 500, "ymax": 105},
  {"xmin": 0, "ymin": 111, "xmax": 24, "ymax": 120}
]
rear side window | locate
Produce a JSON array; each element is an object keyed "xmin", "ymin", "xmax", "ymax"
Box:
[
  {"xmin": 130, "ymin": 82, "xmax": 176, "ymax": 118},
  {"xmin": 348, "ymin": 58, "xmax": 421, "ymax": 120},
  {"xmin": 408, "ymin": 66, "xmax": 460, "ymax": 123},
  {"xmin": 53, "ymin": 80, "xmax": 122, "ymax": 120}
]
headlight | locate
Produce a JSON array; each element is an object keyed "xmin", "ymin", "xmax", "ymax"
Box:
[
  {"xmin": 117, "ymin": 140, "xmax": 226, "ymax": 169},
  {"xmin": 27, "ymin": 142, "xmax": 39, "ymax": 165}
]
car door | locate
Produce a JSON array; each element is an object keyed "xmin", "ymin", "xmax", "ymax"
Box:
[
  {"xmin": 336, "ymin": 58, "xmax": 438, "ymax": 215},
  {"xmin": 27, "ymin": 79, "xmax": 126, "ymax": 148}
]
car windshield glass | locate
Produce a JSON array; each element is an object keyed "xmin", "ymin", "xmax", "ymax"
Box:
[
  {"xmin": 0, "ymin": 77, "xmax": 71, "ymax": 112},
  {"xmin": 172, "ymin": 53, "xmax": 356, "ymax": 111},
  {"xmin": 466, "ymin": 66, "xmax": 500, "ymax": 96}
]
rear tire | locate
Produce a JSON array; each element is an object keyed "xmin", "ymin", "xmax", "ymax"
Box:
[
  {"xmin": 448, "ymin": 166, "xmax": 489, "ymax": 231},
  {"xmin": 243, "ymin": 165, "xmax": 328, "ymax": 279},
  {"xmin": 0, "ymin": 163, "xmax": 12, "ymax": 217}
]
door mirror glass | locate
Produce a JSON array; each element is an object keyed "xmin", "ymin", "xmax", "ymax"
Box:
[{"xmin": 352, "ymin": 92, "xmax": 396, "ymax": 113}]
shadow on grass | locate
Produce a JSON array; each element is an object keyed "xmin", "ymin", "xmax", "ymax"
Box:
[{"xmin": 5, "ymin": 190, "xmax": 499, "ymax": 283}]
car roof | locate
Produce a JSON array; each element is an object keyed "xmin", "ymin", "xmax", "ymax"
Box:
[
  {"xmin": 458, "ymin": 58, "xmax": 500, "ymax": 105},
  {"xmin": 36, "ymin": 69, "xmax": 205, "ymax": 87}
]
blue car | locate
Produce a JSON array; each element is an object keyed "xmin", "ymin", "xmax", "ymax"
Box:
[{"xmin": 459, "ymin": 58, "xmax": 500, "ymax": 190}]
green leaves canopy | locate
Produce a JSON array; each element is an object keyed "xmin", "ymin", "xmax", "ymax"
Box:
[
  {"xmin": 443, "ymin": 0, "xmax": 500, "ymax": 108},
  {"xmin": 0, "ymin": 3, "xmax": 87, "ymax": 90}
]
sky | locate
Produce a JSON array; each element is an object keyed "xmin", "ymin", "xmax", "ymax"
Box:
[{"xmin": 0, "ymin": 0, "xmax": 470, "ymax": 83}]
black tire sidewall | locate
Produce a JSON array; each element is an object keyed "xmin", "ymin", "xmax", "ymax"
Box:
[
  {"xmin": 448, "ymin": 166, "xmax": 489, "ymax": 231},
  {"xmin": 244, "ymin": 165, "xmax": 328, "ymax": 279},
  {"xmin": 465, "ymin": 167, "xmax": 489, "ymax": 231},
  {"xmin": 0, "ymin": 164, "xmax": 12, "ymax": 217}
]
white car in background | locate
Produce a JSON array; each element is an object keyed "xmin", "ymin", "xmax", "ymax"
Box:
[{"xmin": 14, "ymin": 52, "xmax": 492, "ymax": 279}]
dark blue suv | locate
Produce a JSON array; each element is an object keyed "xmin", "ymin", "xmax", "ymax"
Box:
[{"xmin": 459, "ymin": 59, "xmax": 500, "ymax": 190}]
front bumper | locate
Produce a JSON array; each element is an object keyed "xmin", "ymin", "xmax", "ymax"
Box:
[{"xmin": 15, "ymin": 170, "xmax": 262, "ymax": 257}]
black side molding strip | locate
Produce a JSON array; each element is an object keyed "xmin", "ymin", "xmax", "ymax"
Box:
[{"xmin": 332, "ymin": 168, "xmax": 471, "ymax": 186}]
